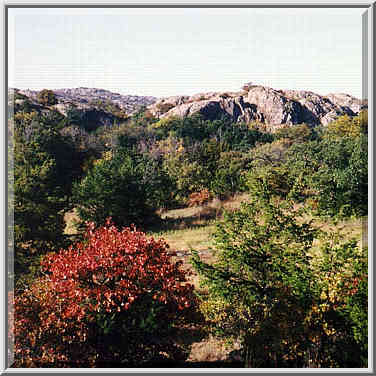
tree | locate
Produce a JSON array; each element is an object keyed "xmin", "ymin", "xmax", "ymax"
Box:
[
  {"xmin": 13, "ymin": 113, "xmax": 82, "ymax": 282},
  {"xmin": 211, "ymin": 151, "xmax": 250, "ymax": 199},
  {"xmin": 12, "ymin": 220, "xmax": 195, "ymax": 367},
  {"xmin": 37, "ymin": 89, "xmax": 58, "ymax": 106},
  {"xmin": 274, "ymin": 123, "xmax": 316, "ymax": 143},
  {"xmin": 192, "ymin": 182, "xmax": 367, "ymax": 367},
  {"xmin": 326, "ymin": 111, "xmax": 368, "ymax": 138},
  {"xmin": 286, "ymin": 135, "xmax": 368, "ymax": 218},
  {"xmin": 72, "ymin": 148, "xmax": 171, "ymax": 229}
]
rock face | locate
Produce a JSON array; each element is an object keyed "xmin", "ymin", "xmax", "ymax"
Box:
[
  {"xmin": 10, "ymin": 84, "xmax": 366, "ymax": 129},
  {"xmin": 17, "ymin": 87, "xmax": 157, "ymax": 114},
  {"xmin": 149, "ymin": 84, "xmax": 366, "ymax": 127}
]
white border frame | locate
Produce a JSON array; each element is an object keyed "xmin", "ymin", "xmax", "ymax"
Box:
[{"xmin": 2, "ymin": 1, "xmax": 374, "ymax": 374}]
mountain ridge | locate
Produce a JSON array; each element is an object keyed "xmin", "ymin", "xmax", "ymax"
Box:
[
  {"xmin": 11, "ymin": 87, "xmax": 157, "ymax": 115},
  {"xmin": 9, "ymin": 83, "xmax": 367, "ymax": 128},
  {"xmin": 148, "ymin": 84, "xmax": 366, "ymax": 128}
]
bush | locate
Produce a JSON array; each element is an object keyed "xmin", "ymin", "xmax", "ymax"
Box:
[
  {"xmin": 37, "ymin": 89, "xmax": 58, "ymax": 106},
  {"xmin": 73, "ymin": 148, "xmax": 172, "ymax": 229},
  {"xmin": 325, "ymin": 111, "xmax": 368, "ymax": 138},
  {"xmin": 286, "ymin": 135, "xmax": 368, "ymax": 218},
  {"xmin": 192, "ymin": 182, "xmax": 367, "ymax": 367},
  {"xmin": 156, "ymin": 102, "xmax": 175, "ymax": 114},
  {"xmin": 13, "ymin": 112, "xmax": 82, "ymax": 281},
  {"xmin": 274, "ymin": 123, "xmax": 316, "ymax": 143},
  {"xmin": 12, "ymin": 220, "xmax": 195, "ymax": 367}
]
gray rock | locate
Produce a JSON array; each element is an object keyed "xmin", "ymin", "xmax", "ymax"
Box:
[
  {"xmin": 17, "ymin": 87, "xmax": 157, "ymax": 115},
  {"xmin": 151, "ymin": 83, "xmax": 366, "ymax": 128},
  {"xmin": 326, "ymin": 93, "xmax": 365, "ymax": 114},
  {"xmin": 246, "ymin": 86, "xmax": 304, "ymax": 125}
]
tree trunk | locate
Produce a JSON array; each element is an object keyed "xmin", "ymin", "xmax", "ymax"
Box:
[{"xmin": 244, "ymin": 343, "xmax": 252, "ymax": 368}]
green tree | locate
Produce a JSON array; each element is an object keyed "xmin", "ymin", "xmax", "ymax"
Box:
[
  {"xmin": 13, "ymin": 113, "xmax": 81, "ymax": 282},
  {"xmin": 286, "ymin": 135, "xmax": 368, "ymax": 218},
  {"xmin": 72, "ymin": 149, "xmax": 171, "ymax": 229},
  {"xmin": 211, "ymin": 151, "xmax": 250, "ymax": 198},
  {"xmin": 325, "ymin": 111, "xmax": 368, "ymax": 138},
  {"xmin": 192, "ymin": 182, "xmax": 367, "ymax": 367},
  {"xmin": 36, "ymin": 89, "xmax": 58, "ymax": 106},
  {"xmin": 192, "ymin": 184, "xmax": 316, "ymax": 367}
]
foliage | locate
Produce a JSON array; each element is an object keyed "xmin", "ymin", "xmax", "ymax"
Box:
[
  {"xmin": 187, "ymin": 189, "xmax": 212, "ymax": 208},
  {"xmin": 192, "ymin": 182, "xmax": 367, "ymax": 367},
  {"xmin": 211, "ymin": 151, "xmax": 250, "ymax": 198},
  {"xmin": 325, "ymin": 111, "xmax": 368, "ymax": 138},
  {"xmin": 250, "ymin": 138, "xmax": 292, "ymax": 168},
  {"xmin": 89, "ymin": 99, "xmax": 129, "ymax": 120},
  {"xmin": 274, "ymin": 123, "xmax": 317, "ymax": 143},
  {"xmin": 63, "ymin": 105, "xmax": 114, "ymax": 132},
  {"xmin": 286, "ymin": 135, "xmax": 368, "ymax": 218},
  {"xmin": 245, "ymin": 139, "xmax": 295, "ymax": 200},
  {"xmin": 36, "ymin": 89, "xmax": 58, "ymax": 106},
  {"xmin": 161, "ymin": 141, "xmax": 208, "ymax": 204},
  {"xmin": 12, "ymin": 221, "xmax": 195, "ymax": 367},
  {"xmin": 247, "ymin": 126, "xmax": 367, "ymax": 219},
  {"xmin": 13, "ymin": 113, "xmax": 82, "ymax": 281},
  {"xmin": 156, "ymin": 102, "xmax": 175, "ymax": 114},
  {"xmin": 131, "ymin": 106, "xmax": 158, "ymax": 128},
  {"xmin": 72, "ymin": 148, "xmax": 172, "ymax": 229},
  {"xmin": 161, "ymin": 135, "xmax": 255, "ymax": 203},
  {"xmin": 309, "ymin": 235, "xmax": 368, "ymax": 367},
  {"xmin": 152, "ymin": 114, "xmax": 272, "ymax": 151}
]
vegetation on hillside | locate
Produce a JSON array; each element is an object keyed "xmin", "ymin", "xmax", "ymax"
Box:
[{"xmin": 9, "ymin": 90, "xmax": 368, "ymax": 368}]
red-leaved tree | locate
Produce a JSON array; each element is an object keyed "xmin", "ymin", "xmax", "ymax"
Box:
[{"xmin": 12, "ymin": 220, "xmax": 195, "ymax": 367}]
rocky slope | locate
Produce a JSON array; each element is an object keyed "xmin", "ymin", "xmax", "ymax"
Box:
[
  {"xmin": 10, "ymin": 84, "xmax": 366, "ymax": 129},
  {"xmin": 16, "ymin": 87, "xmax": 157, "ymax": 114},
  {"xmin": 148, "ymin": 84, "xmax": 366, "ymax": 128}
]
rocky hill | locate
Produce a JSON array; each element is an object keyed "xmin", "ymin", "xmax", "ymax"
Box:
[
  {"xmin": 148, "ymin": 83, "xmax": 366, "ymax": 128},
  {"xmin": 16, "ymin": 87, "xmax": 157, "ymax": 114},
  {"xmin": 9, "ymin": 84, "xmax": 366, "ymax": 129}
]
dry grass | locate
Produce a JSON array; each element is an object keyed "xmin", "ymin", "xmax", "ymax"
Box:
[
  {"xmin": 187, "ymin": 335, "xmax": 242, "ymax": 363},
  {"xmin": 64, "ymin": 209, "xmax": 80, "ymax": 235},
  {"xmin": 154, "ymin": 225, "xmax": 215, "ymax": 253}
]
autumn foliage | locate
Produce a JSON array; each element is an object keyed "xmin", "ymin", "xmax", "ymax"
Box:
[
  {"xmin": 187, "ymin": 189, "xmax": 211, "ymax": 208},
  {"xmin": 11, "ymin": 220, "xmax": 195, "ymax": 367}
]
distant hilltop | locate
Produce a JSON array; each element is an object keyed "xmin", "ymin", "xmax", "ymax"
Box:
[
  {"xmin": 9, "ymin": 83, "xmax": 367, "ymax": 128},
  {"xmin": 148, "ymin": 83, "xmax": 367, "ymax": 127},
  {"xmin": 13, "ymin": 87, "xmax": 157, "ymax": 115}
]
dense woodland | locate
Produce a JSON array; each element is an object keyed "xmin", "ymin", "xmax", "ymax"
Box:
[{"xmin": 9, "ymin": 89, "xmax": 368, "ymax": 368}]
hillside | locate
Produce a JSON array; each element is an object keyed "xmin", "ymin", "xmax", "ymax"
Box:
[
  {"xmin": 9, "ymin": 83, "xmax": 366, "ymax": 129},
  {"xmin": 148, "ymin": 83, "xmax": 366, "ymax": 128},
  {"xmin": 13, "ymin": 87, "xmax": 157, "ymax": 115}
]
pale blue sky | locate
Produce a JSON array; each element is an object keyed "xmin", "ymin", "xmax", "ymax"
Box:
[{"xmin": 8, "ymin": 7, "xmax": 365, "ymax": 98}]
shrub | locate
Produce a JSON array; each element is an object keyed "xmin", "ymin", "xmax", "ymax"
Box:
[
  {"xmin": 37, "ymin": 89, "xmax": 58, "ymax": 106},
  {"xmin": 274, "ymin": 123, "xmax": 316, "ymax": 143},
  {"xmin": 12, "ymin": 220, "xmax": 195, "ymax": 367},
  {"xmin": 325, "ymin": 111, "xmax": 368, "ymax": 138},
  {"xmin": 13, "ymin": 112, "xmax": 82, "ymax": 282},
  {"xmin": 192, "ymin": 182, "xmax": 367, "ymax": 367},
  {"xmin": 286, "ymin": 135, "xmax": 368, "ymax": 218},
  {"xmin": 156, "ymin": 102, "xmax": 175, "ymax": 114},
  {"xmin": 73, "ymin": 148, "xmax": 172, "ymax": 229},
  {"xmin": 187, "ymin": 189, "xmax": 212, "ymax": 208}
]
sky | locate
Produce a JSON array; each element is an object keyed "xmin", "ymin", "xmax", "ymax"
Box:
[{"xmin": 8, "ymin": 7, "xmax": 366, "ymax": 98}]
